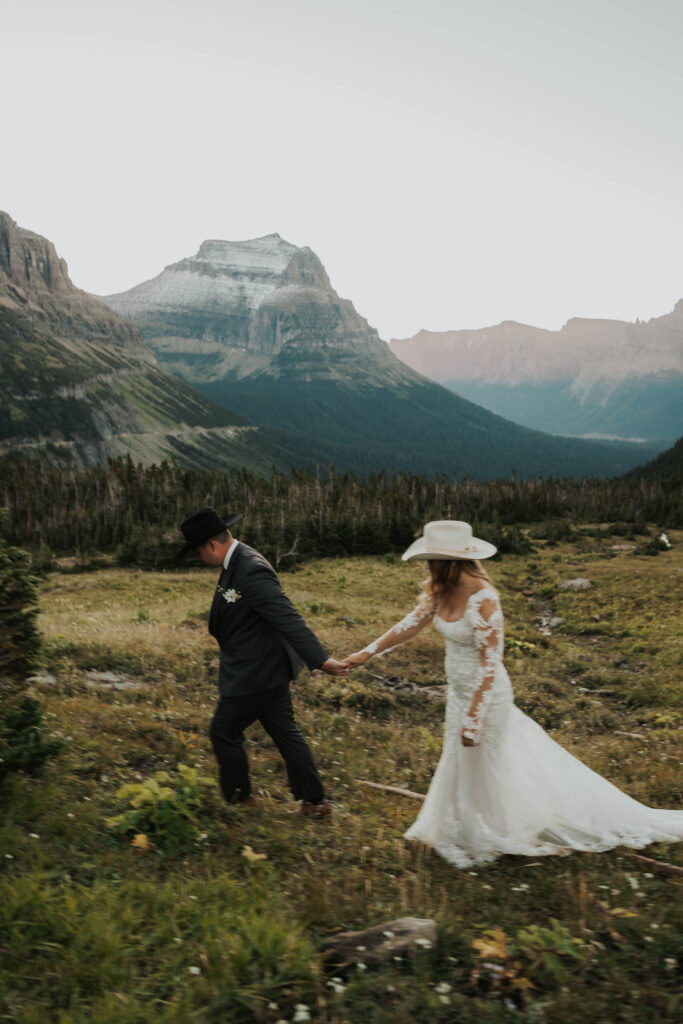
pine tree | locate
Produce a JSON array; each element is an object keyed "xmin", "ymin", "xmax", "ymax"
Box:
[{"xmin": 0, "ymin": 516, "xmax": 60, "ymax": 780}]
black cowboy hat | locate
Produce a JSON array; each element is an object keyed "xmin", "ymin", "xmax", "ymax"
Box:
[{"xmin": 177, "ymin": 508, "xmax": 243, "ymax": 559}]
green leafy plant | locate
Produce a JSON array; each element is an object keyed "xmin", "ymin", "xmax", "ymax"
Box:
[
  {"xmin": 515, "ymin": 919, "xmax": 586, "ymax": 986},
  {"xmin": 106, "ymin": 763, "xmax": 217, "ymax": 853},
  {"xmin": 470, "ymin": 920, "xmax": 586, "ymax": 1007}
]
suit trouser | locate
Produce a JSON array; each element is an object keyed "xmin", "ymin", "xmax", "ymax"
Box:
[{"xmin": 209, "ymin": 682, "xmax": 325, "ymax": 804}]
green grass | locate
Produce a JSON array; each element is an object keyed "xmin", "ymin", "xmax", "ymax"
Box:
[{"xmin": 2, "ymin": 528, "xmax": 682, "ymax": 1022}]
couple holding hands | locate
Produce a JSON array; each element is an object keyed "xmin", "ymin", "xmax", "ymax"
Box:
[{"xmin": 179, "ymin": 508, "xmax": 683, "ymax": 868}]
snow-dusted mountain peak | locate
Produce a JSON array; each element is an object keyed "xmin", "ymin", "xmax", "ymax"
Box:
[{"xmin": 193, "ymin": 234, "xmax": 299, "ymax": 273}]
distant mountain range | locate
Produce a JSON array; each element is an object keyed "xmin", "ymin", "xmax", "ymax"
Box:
[
  {"xmin": 389, "ymin": 312, "xmax": 683, "ymax": 443},
  {"xmin": 99, "ymin": 235, "xmax": 662, "ymax": 479}
]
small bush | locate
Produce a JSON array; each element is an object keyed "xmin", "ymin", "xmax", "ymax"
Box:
[{"xmin": 105, "ymin": 763, "xmax": 217, "ymax": 853}]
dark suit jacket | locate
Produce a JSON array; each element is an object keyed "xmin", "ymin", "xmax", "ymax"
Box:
[{"xmin": 208, "ymin": 543, "xmax": 328, "ymax": 697}]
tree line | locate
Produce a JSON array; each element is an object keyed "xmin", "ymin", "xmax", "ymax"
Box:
[{"xmin": 0, "ymin": 454, "xmax": 679, "ymax": 569}]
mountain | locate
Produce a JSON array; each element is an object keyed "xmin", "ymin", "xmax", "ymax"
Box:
[
  {"xmin": 100, "ymin": 235, "xmax": 660, "ymax": 480},
  {"xmin": 624, "ymin": 435, "xmax": 683, "ymax": 483},
  {"xmin": 0, "ymin": 213, "xmax": 339, "ymax": 474},
  {"xmin": 389, "ymin": 311, "xmax": 683, "ymax": 443}
]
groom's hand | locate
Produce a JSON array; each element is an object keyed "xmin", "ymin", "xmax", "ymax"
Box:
[{"xmin": 320, "ymin": 657, "xmax": 350, "ymax": 676}]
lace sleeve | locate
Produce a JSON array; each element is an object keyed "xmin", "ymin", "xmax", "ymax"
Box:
[
  {"xmin": 462, "ymin": 589, "xmax": 504, "ymax": 743},
  {"xmin": 361, "ymin": 598, "xmax": 434, "ymax": 658}
]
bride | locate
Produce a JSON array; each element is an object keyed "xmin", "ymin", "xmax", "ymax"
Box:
[{"xmin": 344, "ymin": 521, "xmax": 683, "ymax": 868}]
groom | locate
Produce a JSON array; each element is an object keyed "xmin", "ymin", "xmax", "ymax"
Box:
[{"xmin": 178, "ymin": 508, "xmax": 348, "ymax": 817}]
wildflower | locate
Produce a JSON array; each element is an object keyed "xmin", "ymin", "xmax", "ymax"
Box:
[
  {"xmin": 625, "ymin": 875, "xmax": 640, "ymax": 891},
  {"xmin": 188, "ymin": 966, "xmax": 201, "ymax": 975},
  {"xmin": 393, "ymin": 956, "xmax": 403, "ymax": 962},
  {"xmin": 242, "ymin": 844, "xmax": 268, "ymax": 862},
  {"xmin": 435, "ymin": 982, "xmax": 451, "ymax": 995},
  {"xmin": 29, "ymin": 833, "xmax": 40, "ymax": 839},
  {"xmin": 292, "ymin": 1005, "xmax": 311, "ymax": 1022},
  {"xmin": 356, "ymin": 962, "xmax": 367, "ymax": 971},
  {"xmin": 267, "ymin": 1003, "xmax": 279, "ymax": 1010},
  {"xmin": 173, "ymin": 938, "xmax": 182, "ymax": 944},
  {"xmin": 5, "ymin": 854, "xmax": 13, "ymax": 860},
  {"xmin": 67, "ymin": 813, "xmax": 75, "ymax": 819},
  {"xmin": 414, "ymin": 938, "xmax": 432, "ymax": 948},
  {"xmin": 438, "ymin": 995, "xmax": 451, "ymax": 1005},
  {"xmin": 382, "ymin": 930, "xmax": 395, "ymax": 939},
  {"xmin": 356, "ymin": 945, "xmax": 367, "ymax": 951},
  {"xmin": 327, "ymin": 978, "xmax": 345, "ymax": 993},
  {"xmin": 131, "ymin": 833, "xmax": 152, "ymax": 852},
  {"xmin": 664, "ymin": 958, "xmax": 678, "ymax": 971}
]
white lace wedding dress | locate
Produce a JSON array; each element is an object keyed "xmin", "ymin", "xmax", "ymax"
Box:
[{"xmin": 365, "ymin": 587, "xmax": 683, "ymax": 868}]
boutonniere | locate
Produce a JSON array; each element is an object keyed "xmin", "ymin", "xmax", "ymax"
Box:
[{"xmin": 216, "ymin": 585, "xmax": 242, "ymax": 604}]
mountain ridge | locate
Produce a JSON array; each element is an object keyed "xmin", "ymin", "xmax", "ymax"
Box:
[
  {"xmin": 98, "ymin": 233, "xmax": 661, "ymax": 480},
  {"xmin": 389, "ymin": 307, "xmax": 683, "ymax": 441}
]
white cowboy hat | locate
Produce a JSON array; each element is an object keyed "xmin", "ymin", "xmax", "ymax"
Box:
[{"xmin": 401, "ymin": 520, "xmax": 497, "ymax": 562}]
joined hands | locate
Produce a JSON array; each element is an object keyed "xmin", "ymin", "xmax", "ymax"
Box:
[{"xmin": 320, "ymin": 650, "xmax": 370, "ymax": 675}]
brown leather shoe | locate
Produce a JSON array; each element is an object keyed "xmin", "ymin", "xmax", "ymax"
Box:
[{"xmin": 300, "ymin": 800, "xmax": 332, "ymax": 817}]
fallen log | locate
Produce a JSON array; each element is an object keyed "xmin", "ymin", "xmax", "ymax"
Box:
[
  {"xmin": 628, "ymin": 852, "xmax": 683, "ymax": 877},
  {"xmin": 357, "ymin": 779, "xmax": 426, "ymax": 801}
]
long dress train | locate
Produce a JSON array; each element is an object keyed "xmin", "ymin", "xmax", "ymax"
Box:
[{"xmin": 366, "ymin": 587, "xmax": 683, "ymax": 868}]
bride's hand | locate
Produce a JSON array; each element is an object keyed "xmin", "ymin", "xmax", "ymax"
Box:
[
  {"xmin": 343, "ymin": 650, "xmax": 372, "ymax": 669},
  {"xmin": 461, "ymin": 726, "xmax": 479, "ymax": 747}
]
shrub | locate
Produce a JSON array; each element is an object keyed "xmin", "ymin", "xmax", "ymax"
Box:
[{"xmin": 105, "ymin": 763, "xmax": 217, "ymax": 853}]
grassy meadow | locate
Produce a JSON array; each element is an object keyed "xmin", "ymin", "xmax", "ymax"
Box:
[{"xmin": 1, "ymin": 526, "xmax": 682, "ymax": 1023}]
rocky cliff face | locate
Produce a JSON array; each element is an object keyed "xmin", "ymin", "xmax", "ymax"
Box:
[
  {"xmin": 101, "ymin": 234, "xmax": 413, "ymax": 386},
  {"xmin": 390, "ymin": 308, "xmax": 683, "ymax": 441}
]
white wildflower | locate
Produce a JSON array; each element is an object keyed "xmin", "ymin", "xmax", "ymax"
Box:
[
  {"xmin": 29, "ymin": 833, "xmax": 40, "ymax": 839},
  {"xmin": 625, "ymin": 875, "xmax": 640, "ymax": 891},
  {"xmin": 356, "ymin": 962, "xmax": 367, "ymax": 972},
  {"xmin": 356, "ymin": 945, "xmax": 366, "ymax": 951},
  {"xmin": 439, "ymin": 995, "xmax": 451, "ymax": 1005},
  {"xmin": 664, "ymin": 958, "xmax": 678, "ymax": 971},
  {"xmin": 435, "ymin": 982, "xmax": 452, "ymax": 994},
  {"xmin": 188, "ymin": 966, "xmax": 201, "ymax": 975},
  {"xmin": 414, "ymin": 938, "xmax": 432, "ymax": 949},
  {"xmin": 382, "ymin": 930, "xmax": 395, "ymax": 939},
  {"xmin": 327, "ymin": 978, "xmax": 345, "ymax": 994},
  {"xmin": 292, "ymin": 1005, "xmax": 311, "ymax": 1022}
]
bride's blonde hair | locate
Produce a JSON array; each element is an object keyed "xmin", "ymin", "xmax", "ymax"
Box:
[{"xmin": 420, "ymin": 558, "xmax": 493, "ymax": 611}]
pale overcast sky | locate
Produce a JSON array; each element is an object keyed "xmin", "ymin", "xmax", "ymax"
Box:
[{"xmin": 3, "ymin": 0, "xmax": 682, "ymax": 339}]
